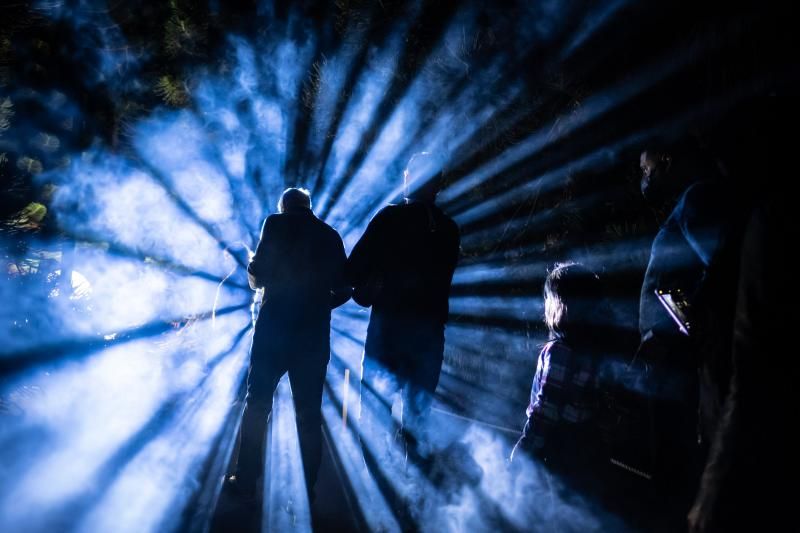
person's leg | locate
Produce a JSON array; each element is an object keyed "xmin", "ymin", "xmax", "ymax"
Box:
[
  {"xmin": 401, "ymin": 325, "xmax": 444, "ymax": 458},
  {"xmin": 235, "ymin": 328, "xmax": 285, "ymax": 494},
  {"xmin": 287, "ymin": 356, "xmax": 328, "ymax": 498},
  {"xmin": 359, "ymin": 353, "xmax": 401, "ymax": 463},
  {"xmin": 401, "ymin": 351, "xmax": 443, "ymax": 458}
]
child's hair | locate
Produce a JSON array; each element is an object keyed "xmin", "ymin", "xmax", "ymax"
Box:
[{"xmin": 544, "ymin": 262, "xmax": 605, "ymax": 343}]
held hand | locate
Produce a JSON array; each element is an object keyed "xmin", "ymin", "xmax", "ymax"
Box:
[
  {"xmin": 632, "ymin": 330, "xmax": 672, "ymax": 369},
  {"xmin": 352, "ymin": 274, "xmax": 383, "ymax": 307},
  {"xmin": 330, "ymin": 286, "xmax": 353, "ymax": 309},
  {"xmin": 623, "ymin": 332, "xmax": 670, "ymax": 394}
]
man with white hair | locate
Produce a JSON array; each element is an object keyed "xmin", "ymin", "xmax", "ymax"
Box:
[{"xmin": 234, "ymin": 187, "xmax": 351, "ymax": 501}]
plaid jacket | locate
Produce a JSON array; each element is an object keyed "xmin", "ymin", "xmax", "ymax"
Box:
[{"xmin": 517, "ymin": 339, "xmax": 598, "ymax": 458}]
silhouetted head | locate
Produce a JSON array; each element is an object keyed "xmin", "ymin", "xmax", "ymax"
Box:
[
  {"xmin": 639, "ymin": 138, "xmax": 718, "ymax": 204},
  {"xmin": 543, "ymin": 262, "xmax": 606, "ymax": 345},
  {"xmin": 404, "ymin": 152, "xmax": 445, "ymax": 203},
  {"xmin": 639, "ymin": 149, "xmax": 673, "ymax": 203},
  {"xmin": 278, "ymin": 187, "xmax": 312, "ymax": 213}
]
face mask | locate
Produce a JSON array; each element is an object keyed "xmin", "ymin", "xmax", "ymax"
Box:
[{"xmin": 641, "ymin": 157, "xmax": 672, "ymax": 203}]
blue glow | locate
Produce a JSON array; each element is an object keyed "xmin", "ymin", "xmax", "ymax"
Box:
[{"xmin": 1, "ymin": 1, "xmax": 778, "ymax": 531}]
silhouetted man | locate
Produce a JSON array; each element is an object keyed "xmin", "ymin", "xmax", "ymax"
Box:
[
  {"xmin": 235, "ymin": 187, "xmax": 350, "ymax": 500},
  {"xmin": 636, "ymin": 141, "xmax": 743, "ymax": 528},
  {"xmin": 347, "ymin": 152, "xmax": 460, "ymax": 461}
]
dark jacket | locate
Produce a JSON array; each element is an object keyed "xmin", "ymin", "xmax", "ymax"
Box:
[
  {"xmin": 248, "ymin": 208, "xmax": 350, "ymax": 355},
  {"xmin": 639, "ymin": 181, "xmax": 743, "ymax": 442},
  {"xmin": 639, "ymin": 182, "xmax": 730, "ymax": 336},
  {"xmin": 346, "ymin": 201, "xmax": 460, "ymax": 358}
]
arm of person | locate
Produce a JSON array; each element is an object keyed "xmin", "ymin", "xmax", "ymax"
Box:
[
  {"xmin": 677, "ymin": 182, "xmax": 728, "ymax": 269},
  {"xmin": 247, "ymin": 216, "xmax": 274, "ymax": 290},
  {"xmin": 330, "ymin": 232, "xmax": 353, "ymax": 309},
  {"xmin": 511, "ymin": 343, "xmax": 570, "ymax": 461},
  {"xmin": 345, "ymin": 207, "xmax": 388, "ymax": 307},
  {"xmin": 446, "ymin": 220, "xmax": 461, "ymax": 281}
]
